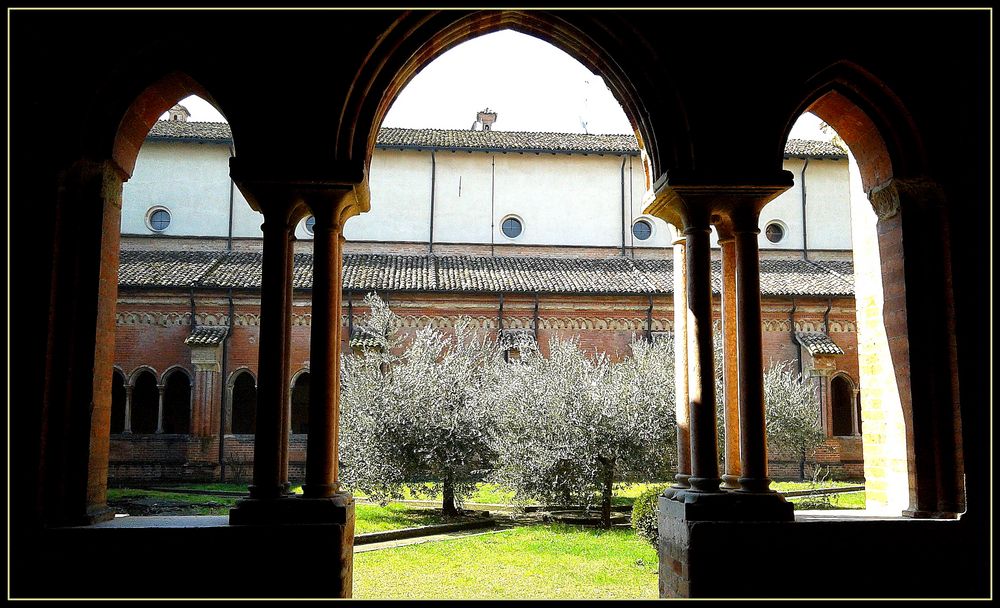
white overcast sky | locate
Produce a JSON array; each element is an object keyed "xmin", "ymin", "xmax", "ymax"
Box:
[{"xmin": 166, "ymin": 29, "xmax": 829, "ymax": 141}]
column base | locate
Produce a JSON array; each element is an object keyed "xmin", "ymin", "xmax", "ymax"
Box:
[
  {"xmin": 719, "ymin": 474, "xmax": 741, "ymax": 490},
  {"xmin": 902, "ymin": 509, "xmax": 961, "ymax": 520},
  {"xmin": 664, "ymin": 488, "xmax": 794, "ymax": 522},
  {"xmin": 230, "ymin": 492, "xmax": 355, "ymax": 526}
]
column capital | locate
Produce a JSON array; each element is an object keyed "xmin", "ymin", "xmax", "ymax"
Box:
[
  {"xmin": 868, "ymin": 175, "xmax": 948, "ymax": 221},
  {"xmin": 230, "ymin": 157, "xmax": 370, "ymax": 224},
  {"xmin": 644, "ymin": 169, "xmax": 793, "ymax": 229}
]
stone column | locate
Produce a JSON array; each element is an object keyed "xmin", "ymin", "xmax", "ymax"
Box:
[
  {"xmin": 155, "ymin": 384, "xmax": 166, "ymax": 434},
  {"xmin": 248, "ymin": 208, "xmax": 297, "ymax": 500},
  {"xmin": 279, "ymin": 228, "xmax": 295, "ymax": 494},
  {"xmin": 303, "ymin": 195, "xmax": 350, "ymax": 498},
  {"xmin": 670, "ymin": 232, "xmax": 691, "ymax": 490},
  {"xmin": 123, "ymin": 385, "xmax": 133, "ymax": 434},
  {"xmin": 717, "ymin": 225, "xmax": 741, "ymax": 490},
  {"xmin": 681, "ymin": 207, "xmax": 721, "ymax": 494},
  {"xmin": 730, "ymin": 207, "xmax": 772, "ymax": 494}
]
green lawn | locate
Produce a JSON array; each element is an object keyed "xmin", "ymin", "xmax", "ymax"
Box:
[{"xmin": 353, "ymin": 523, "xmax": 659, "ymax": 600}]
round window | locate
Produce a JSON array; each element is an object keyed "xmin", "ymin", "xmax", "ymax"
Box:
[
  {"xmin": 632, "ymin": 219, "xmax": 652, "ymax": 241},
  {"xmin": 147, "ymin": 207, "xmax": 171, "ymax": 232},
  {"xmin": 305, "ymin": 215, "xmax": 316, "ymax": 235},
  {"xmin": 501, "ymin": 216, "xmax": 523, "ymax": 239},
  {"xmin": 765, "ymin": 222, "xmax": 785, "ymax": 243}
]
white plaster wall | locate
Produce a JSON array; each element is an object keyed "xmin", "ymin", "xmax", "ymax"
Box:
[
  {"xmin": 120, "ymin": 139, "xmax": 849, "ymax": 252},
  {"xmin": 759, "ymin": 158, "xmax": 852, "ymax": 251},
  {"xmin": 342, "ymin": 149, "xmax": 433, "ymax": 242},
  {"xmin": 121, "ymin": 142, "xmax": 261, "ymax": 237}
]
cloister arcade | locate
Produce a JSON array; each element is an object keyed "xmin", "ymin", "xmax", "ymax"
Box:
[{"xmin": 10, "ymin": 9, "xmax": 988, "ymax": 599}]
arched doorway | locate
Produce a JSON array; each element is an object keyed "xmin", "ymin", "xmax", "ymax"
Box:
[
  {"xmin": 231, "ymin": 370, "xmax": 257, "ymax": 435},
  {"xmin": 130, "ymin": 369, "xmax": 159, "ymax": 434},
  {"xmin": 830, "ymin": 374, "xmax": 857, "ymax": 437},
  {"xmin": 161, "ymin": 368, "xmax": 191, "ymax": 434}
]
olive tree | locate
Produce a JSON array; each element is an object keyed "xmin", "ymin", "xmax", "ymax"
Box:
[
  {"xmin": 490, "ymin": 336, "xmax": 675, "ymax": 528},
  {"xmin": 763, "ymin": 360, "xmax": 826, "ymax": 480},
  {"xmin": 339, "ymin": 293, "xmax": 505, "ymax": 516}
]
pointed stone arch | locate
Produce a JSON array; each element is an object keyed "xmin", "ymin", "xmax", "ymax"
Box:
[{"xmin": 338, "ymin": 10, "xmax": 693, "ymax": 189}]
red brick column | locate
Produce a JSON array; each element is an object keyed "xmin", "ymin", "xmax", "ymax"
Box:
[
  {"xmin": 670, "ymin": 232, "xmax": 691, "ymax": 489},
  {"xmin": 731, "ymin": 207, "xmax": 773, "ymax": 494}
]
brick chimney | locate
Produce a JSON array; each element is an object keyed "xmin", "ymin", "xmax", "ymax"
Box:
[
  {"xmin": 167, "ymin": 104, "xmax": 191, "ymax": 122},
  {"xmin": 476, "ymin": 108, "xmax": 497, "ymax": 131}
]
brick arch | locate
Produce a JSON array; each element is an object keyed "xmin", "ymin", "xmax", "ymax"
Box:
[
  {"xmin": 338, "ymin": 10, "xmax": 691, "ymax": 184},
  {"xmin": 785, "ymin": 60, "xmax": 927, "ymax": 192},
  {"xmin": 785, "ymin": 60, "xmax": 964, "ymax": 519},
  {"xmin": 111, "ymin": 71, "xmax": 232, "ymax": 178},
  {"xmin": 160, "ymin": 364, "xmax": 193, "ymax": 385},
  {"xmin": 289, "ymin": 370, "xmax": 311, "ymax": 435},
  {"xmin": 127, "ymin": 365, "xmax": 159, "ymax": 387},
  {"xmin": 227, "ymin": 367, "xmax": 257, "ymax": 388}
]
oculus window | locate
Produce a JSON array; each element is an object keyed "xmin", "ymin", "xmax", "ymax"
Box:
[
  {"xmin": 305, "ymin": 215, "xmax": 316, "ymax": 235},
  {"xmin": 632, "ymin": 218, "xmax": 653, "ymax": 241},
  {"xmin": 765, "ymin": 221, "xmax": 785, "ymax": 244},
  {"xmin": 146, "ymin": 207, "xmax": 171, "ymax": 232},
  {"xmin": 501, "ymin": 216, "xmax": 523, "ymax": 239}
]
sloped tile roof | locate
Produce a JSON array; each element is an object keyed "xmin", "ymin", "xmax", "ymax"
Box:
[
  {"xmin": 795, "ymin": 331, "xmax": 845, "ymax": 355},
  {"xmin": 118, "ymin": 250, "xmax": 224, "ymax": 287},
  {"xmin": 784, "ymin": 138, "xmax": 847, "ymax": 159},
  {"xmin": 147, "ymin": 120, "xmax": 232, "ymax": 142},
  {"xmin": 143, "ymin": 120, "xmax": 845, "ymax": 158},
  {"xmin": 377, "ymin": 127, "xmax": 639, "ymax": 154},
  {"xmin": 118, "ymin": 250, "xmax": 855, "ymax": 297},
  {"xmin": 435, "ymin": 255, "xmax": 655, "ymax": 293},
  {"xmin": 343, "ymin": 254, "xmax": 435, "ymax": 291},
  {"xmin": 759, "ymin": 258, "xmax": 854, "ymax": 297},
  {"xmin": 185, "ymin": 325, "xmax": 229, "ymax": 346}
]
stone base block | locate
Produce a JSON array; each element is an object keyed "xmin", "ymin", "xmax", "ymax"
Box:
[{"xmin": 229, "ymin": 492, "xmax": 355, "ymax": 526}]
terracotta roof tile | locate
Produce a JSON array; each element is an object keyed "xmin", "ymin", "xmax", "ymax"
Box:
[
  {"xmin": 118, "ymin": 250, "xmax": 855, "ymax": 297},
  {"xmin": 143, "ymin": 121, "xmax": 845, "ymax": 158},
  {"xmin": 795, "ymin": 331, "xmax": 845, "ymax": 355},
  {"xmin": 118, "ymin": 250, "xmax": 224, "ymax": 287},
  {"xmin": 185, "ymin": 326, "xmax": 228, "ymax": 346}
]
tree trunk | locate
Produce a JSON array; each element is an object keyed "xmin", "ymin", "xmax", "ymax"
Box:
[
  {"xmin": 442, "ymin": 475, "xmax": 459, "ymax": 517},
  {"xmin": 799, "ymin": 447, "xmax": 806, "ymax": 481},
  {"xmin": 599, "ymin": 457, "xmax": 615, "ymax": 529}
]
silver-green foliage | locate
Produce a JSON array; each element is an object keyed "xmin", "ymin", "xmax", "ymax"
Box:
[
  {"xmin": 490, "ymin": 336, "xmax": 676, "ymax": 522},
  {"xmin": 763, "ymin": 360, "xmax": 826, "ymax": 462},
  {"xmin": 339, "ymin": 293, "xmax": 504, "ymax": 514}
]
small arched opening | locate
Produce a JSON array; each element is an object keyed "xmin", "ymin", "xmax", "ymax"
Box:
[
  {"xmin": 161, "ymin": 367, "xmax": 192, "ymax": 434},
  {"xmin": 231, "ymin": 370, "xmax": 257, "ymax": 435},
  {"xmin": 830, "ymin": 374, "xmax": 857, "ymax": 437},
  {"xmin": 130, "ymin": 369, "xmax": 159, "ymax": 434}
]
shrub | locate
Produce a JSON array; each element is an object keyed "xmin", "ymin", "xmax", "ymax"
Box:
[{"xmin": 631, "ymin": 484, "xmax": 669, "ymax": 545}]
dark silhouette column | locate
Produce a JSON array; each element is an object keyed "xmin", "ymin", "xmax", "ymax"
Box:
[
  {"xmin": 730, "ymin": 206, "xmax": 773, "ymax": 494},
  {"xmin": 681, "ymin": 207, "xmax": 722, "ymax": 493},
  {"xmin": 303, "ymin": 194, "xmax": 348, "ymax": 497},
  {"xmin": 249, "ymin": 206, "xmax": 299, "ymax": 500}
]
